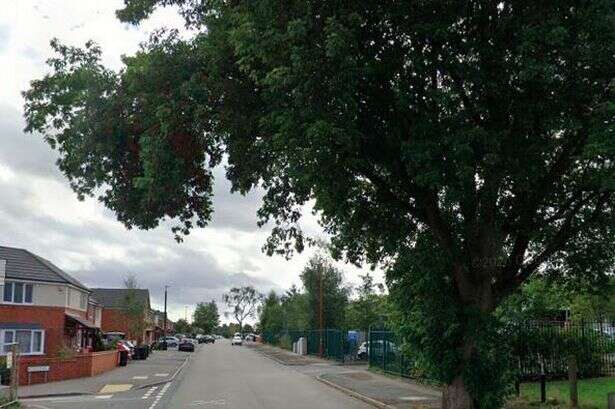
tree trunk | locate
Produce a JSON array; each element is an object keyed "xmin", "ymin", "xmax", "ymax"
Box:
[{"xmin": 442, "ymin": 375, "xmax": 474, "ymax": 409}]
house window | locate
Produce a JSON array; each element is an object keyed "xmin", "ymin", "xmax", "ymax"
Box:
[
  {"xmin": 80, "ymin": 293, "xmax": 87, "ymax": 309},
  {"xmin": 0, "ymin": 329, "xmax": 44, "ymax": 355},
  {"xmin": 2, "ymin": 281, "xmax": 34, "ymax": 304}
]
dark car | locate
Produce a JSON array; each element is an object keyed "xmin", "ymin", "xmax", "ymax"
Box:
[
  {"xmin": 204, "ymin": 335, "xmax": 215, "ymax": 344},
  {"xmin": 178, "ymin": 339, "xmax": 196, "ymax": 352}
]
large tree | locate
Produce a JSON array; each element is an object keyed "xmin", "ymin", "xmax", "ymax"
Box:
[
  {"xmin": 222, "ymin": 286, "xmax": 262, "ymax": 335},
  {"xmin": 192, "ymin": 300, "xmax": 220, "ymax": 335},
  {"xmin": 23, "ymin": 1, "xmax": 614, "ymax": 407}
]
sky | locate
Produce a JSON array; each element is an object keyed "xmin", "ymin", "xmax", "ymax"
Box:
[{"xmin": 0, "ymin": 1, "xmax": 383, "ymax": 323}]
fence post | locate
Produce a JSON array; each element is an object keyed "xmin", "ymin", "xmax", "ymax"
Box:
[
  {"xmin": 568, "ymin": 354, "xmax": 578, "ymax": 409},
  {"xmin": 540, "ymin": 359, "xmax": 546, "ymax": 403}
]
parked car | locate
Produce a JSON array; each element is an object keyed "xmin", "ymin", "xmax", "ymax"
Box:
[
  {"xmin": 244, "ymin": 333, "xmax": 256, "ymax": 342},
  {"xmin": 231, "ymin": 333, "xmax": 243, "ymax": 346},
  {"xmin": 204, "ymin": 335, "xmax": 215, "ymax": 344},
  {"xmin": 174, "ymin": 333, "xmax": 186, "ymax": 340},
  {"xmin": 162, "ymin": 336, "xmax": 180, "ymax": 348},
  {"xmin": 178, "ymin": 338, "xmax": 196, "ymax": 352},
  {"xmin": 357, "ymin": 340, "xmax": 398, "ymax": 360}
]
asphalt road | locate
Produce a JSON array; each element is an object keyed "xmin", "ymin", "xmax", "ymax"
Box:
[{"xmin": 23, "ymin": 342, "xmax": 371, "ymax": 409}]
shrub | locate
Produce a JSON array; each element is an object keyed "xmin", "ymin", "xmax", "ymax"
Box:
[{"xmin": 278, "ymin": 334, "xmax": 292, "ymax": 350}]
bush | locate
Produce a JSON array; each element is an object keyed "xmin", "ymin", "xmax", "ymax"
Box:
[{"xmin": 278, "ymin": 334, "xmax": 292, "ymax": 350}]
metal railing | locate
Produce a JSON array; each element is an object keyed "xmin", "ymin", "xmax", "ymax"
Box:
[
  {"xmin": 369, "ymin": 321, "xmax": 615, "ymax": 380},
  {"xmin": 262, "ymin": 329, "xmax": 354, "ymax": 362}
]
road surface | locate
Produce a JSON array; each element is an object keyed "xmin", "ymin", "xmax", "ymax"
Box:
[{"xmin": 23, "ymin": 342, "xmax": 371, "ymax": 409}]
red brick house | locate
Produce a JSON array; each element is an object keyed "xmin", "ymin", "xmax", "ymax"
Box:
[
  {"xmin": 91, "ymin": 288, "xmax": 155, "ymax": 344},
  {"xmin": 0, "ymin": 246, "xmax": 117, "ymax": 385}
]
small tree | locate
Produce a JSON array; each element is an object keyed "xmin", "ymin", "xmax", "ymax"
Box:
[
  {"xmin": 174, "ymin": 319, "xmax": 191, "ymax": 335},
  {"xmin": 223, "ymin": 286, "xmax": 262, "ymax": 336},
  {"xmin": 122, "ymin": 275, "xmax": 146, "ymax": 345},
  {"xmin": 193, "ymin": 301, "xmax": 220, "ymax": 334}
]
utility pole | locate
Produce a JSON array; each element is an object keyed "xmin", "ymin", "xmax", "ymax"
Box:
[
  {"xmin": 162, "ymin": 285, "xmax": 169, "ymax": 350},
  {"xmin": 319, "ymin": 268, "xmax": 324, "ymax": 358}
]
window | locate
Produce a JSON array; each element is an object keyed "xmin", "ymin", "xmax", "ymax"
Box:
[
  {"xmin": 2, "ymin": 281, "xmax": 34, "ymax": 304},
  {"xmin": 0, "ymin": 329, "xmax": 44, "ymax": 355},
  {"xmin": 2, "ymin": 331, "xmax": 13, "ymax": 354},
  {"xmin": 80, "ymin": 293, "xmax": 87, "ymax": 309}
]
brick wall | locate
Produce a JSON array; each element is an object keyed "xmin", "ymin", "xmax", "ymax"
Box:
[
  {"xmin": 89, "ymin": 351, "xmax": 118, "ymax": 376},
  {"xmin": 0, "ymin": 305, "xmax": 67, "ymax": 355},
  {"xmin": 101, "ymin": 309, "xmax": 151, "ymax": 343},
  {"xmin": 18, "ymin": 351, "xmax": 119, "ymax": 385}
]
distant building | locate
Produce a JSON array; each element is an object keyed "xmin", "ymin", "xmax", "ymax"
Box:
[{"xmin": 90, "ymin": 288, "xmax": 155, "ymax": 344}]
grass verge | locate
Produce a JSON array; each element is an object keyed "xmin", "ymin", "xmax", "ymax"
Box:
[{"xmin": 506, "ymin": 377, "xmax": 614, "ymax": 409}]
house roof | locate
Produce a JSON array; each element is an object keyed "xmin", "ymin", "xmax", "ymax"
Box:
[
  {"xmin": 0, "ymin": 245, "xmax": 89, "ymax": 291},
  {"xmin": 90, "ymin": 288, "xmax": 150, "ymax": 309}
]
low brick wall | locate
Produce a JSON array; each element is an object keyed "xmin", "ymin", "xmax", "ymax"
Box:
[
  {"xmin": 89, "ymin": 351, "xmax": 119, "ymax": 376},
  {"xmin": 18, "ymin": 350, "xmax": 119, "ymax": 385}
]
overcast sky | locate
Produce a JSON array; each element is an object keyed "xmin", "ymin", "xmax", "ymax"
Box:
[{"xmin": 0, "ymin": 1, "xmax": 382, "ymax": 323}]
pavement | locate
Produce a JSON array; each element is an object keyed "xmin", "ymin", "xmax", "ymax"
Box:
[
  {"xmin": 250, "ymin": 342, "xmax": 442, "ymax": 409},
  {"xmin": 20, "ymin": 341, "xmax": 442, "ymax": 409},
  {"xmin": 19, "ymin": 348, "xmax": 189, "ymax": 399}
]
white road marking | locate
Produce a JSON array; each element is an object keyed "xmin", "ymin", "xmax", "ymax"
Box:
[
  {"xmin": 154, "ymin": 373, "xmax": 169, "ymax": 377},
  {"xmin": 189, "ymin": 399, "xmax": 226, "ymax": 406},
  {"xmin": 142, "ymin": 386, "xmax": 158, "ymax": 399},
  {"xmin": 95, "ymin": 395, "xmax": 113, "ymax": 399},
  {"xmin": 133, "ymin": 375, "xmax": 149, "ymax": 379},
  {"xmin": 148, "ymin": 382, "xmax": 172, "ymax": 409}
]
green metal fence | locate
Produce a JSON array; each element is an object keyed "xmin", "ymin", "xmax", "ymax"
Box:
[
  {"xmin": 369, "ymin": 329, "xmax": 413, "ymax": 377},
  {"xmin": 369, "ymin": 322, "xmax": 615, "ymax": 380},
  {"xmin": 261, "ymin": 329, "xmax": 346, "ymax": 361}
]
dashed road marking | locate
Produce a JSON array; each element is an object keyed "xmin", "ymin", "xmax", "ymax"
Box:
[
  {"xmin": 95, "ymin": 395, "xmax": 113, "ymax": 399},
  {"xmin": 154, "ymin": 373, "xmax": 169, "ymax": 377},
  {"xmin": 148, "ymin": 382, "xmax": 172, "ymax": 409},
  {"xmin": 142, "ymin": 386, "xmax": 158, "ymax": 399},
  {"xmin": 133, "ymin": 375, "xmax": 149, "ymax": 380}
]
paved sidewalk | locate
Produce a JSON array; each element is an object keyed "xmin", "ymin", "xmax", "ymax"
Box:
[
  {"xmin": 252, "ymin": 343, "xmax": 441, "ymax": 408},
  {"xmin": 319, "ymin": 371, "xmax": 441, "ymax": 409},
  {"xmin": 18, "ymin": 348, "xmax": 190, "ymax": 398}
]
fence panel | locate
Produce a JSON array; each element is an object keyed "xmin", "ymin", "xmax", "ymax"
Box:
[{"xmin": 369, "ymin": 321, "xmax": 615, "ymax": 381}]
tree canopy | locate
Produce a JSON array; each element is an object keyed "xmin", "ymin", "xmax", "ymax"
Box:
[
  {"xmin": 23, "ymin": 1, "xmax": 615, "ymax": 408},
  {"xmin": 192, "ymin": 300, "xmax": 220, "ymax": 334},
  {"xmin": 222, "ymin": 286, "xmax": 262, "ymax": 334}
]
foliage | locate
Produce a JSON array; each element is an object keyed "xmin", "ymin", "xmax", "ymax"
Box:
[
  {"xmin": 122, "ymin": 275, "xmax": 147, "ymax": 344},
  {"xmin": 278, "ymin": 334, "xmax": 292, "ymax": 351},
  {"xmin": 499, "ymin": 277, "xmax": 615, "ymax": 322},
  {"xmin": 56, "ymin": 343, "xmax": 76, "ymax": 360},
  {"xmin": 222, "ymin": 286, "xmax": 263, "ymax": 334},
  {"xmin": 23, "ymin": 1, "xmax": 615, "ymax": 407},
  {"xmin": 259, "ymin": 291, "xmax": 285, "ymax": 336},
  {"xmin": 192, "ymin": 301, "xmax": 220, "ymax": 334},
  {"xmin": 346, "ymin": 272, "xmax": 388, "ymax": 332},
  {"xmin": 300, "ymin": 253, "xmax": 349, "ymax": 330},
  {"xmin": 173, "ymin": 319, "xmax": 191, "ymax": 335},
  {"xmin": 388, "ymin": 233, "xmax": 514, "ymax": 409}
]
